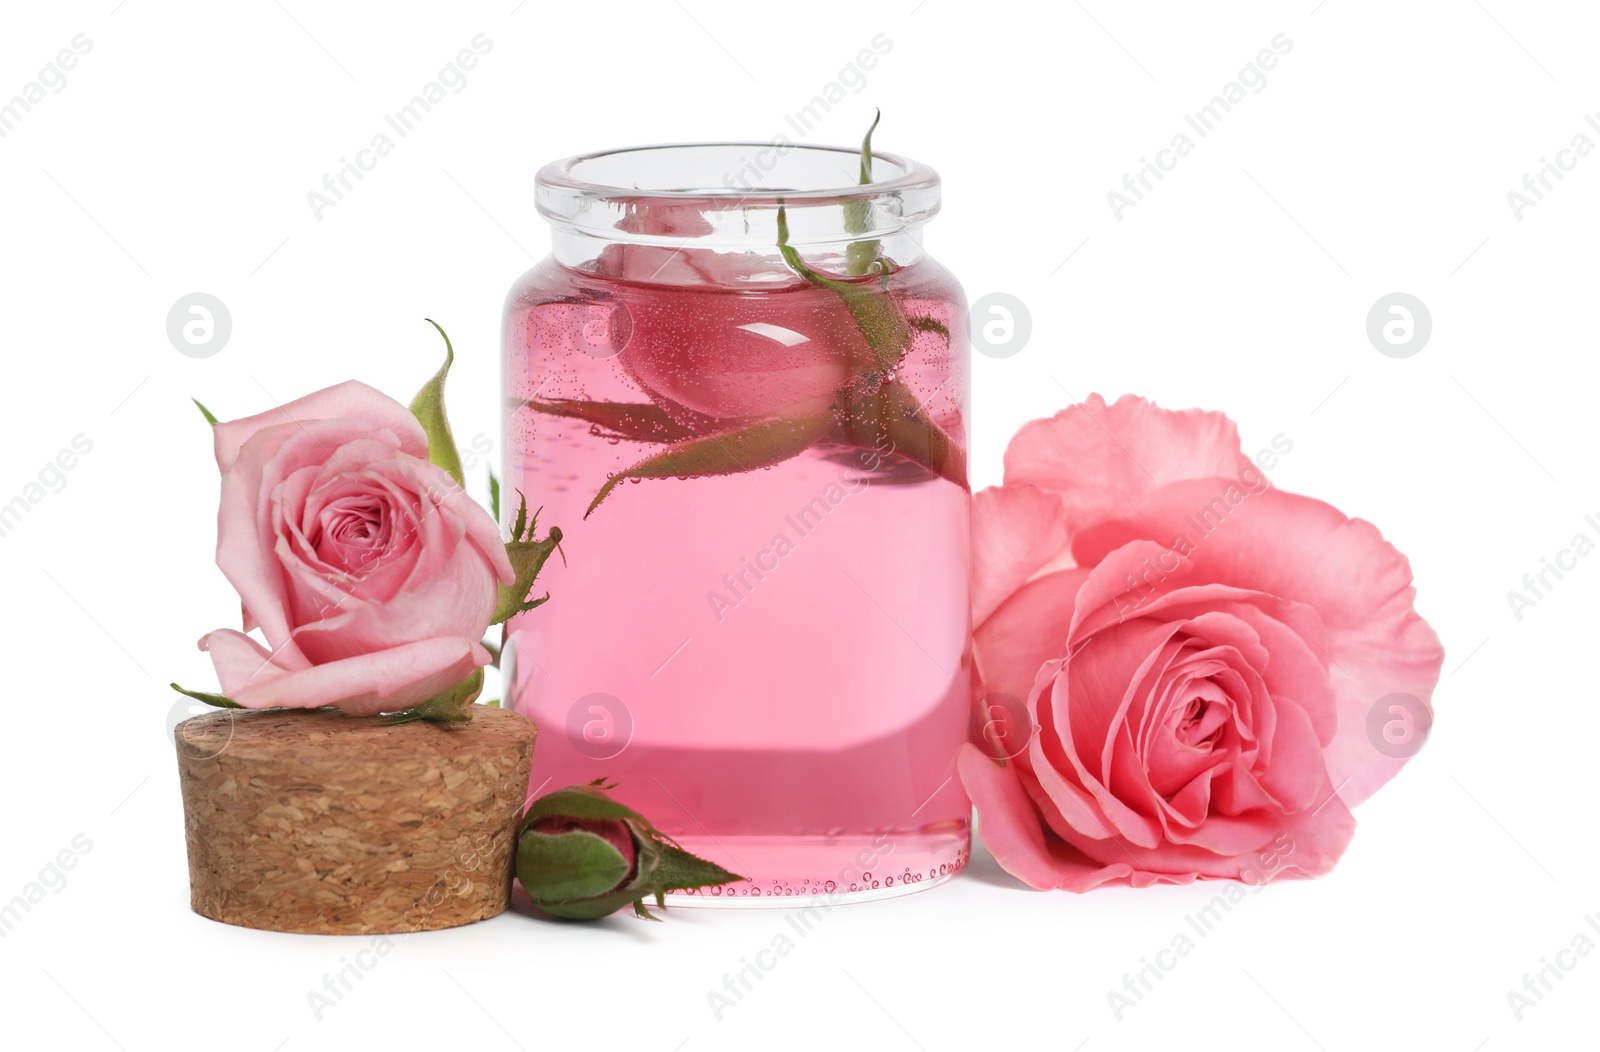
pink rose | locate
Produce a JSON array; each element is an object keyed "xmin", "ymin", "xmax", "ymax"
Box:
[
  {"xmin": 960, "ymin": 395, "xmax": 1443, "ymax": 890},
  {"xmin": 198, "ymin": 381, "xmax": 513, "ymax": 715},
  {"xmin": 594, "ymin": 202, "xmax": 869, "ymax": 422},
  {"xmin": 619, "ymin": 281, "xmax": 868, "ymax": 423}
]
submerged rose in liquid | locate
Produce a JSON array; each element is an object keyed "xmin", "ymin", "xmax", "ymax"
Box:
[{"xmin": 502, "ymin": 248, "xmax": 972, "ymax": 900}]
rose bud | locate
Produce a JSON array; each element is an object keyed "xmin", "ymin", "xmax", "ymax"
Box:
[
  {"xmin": 516, "ymin": 781, "xmax": 744, "ymax": 920},
  {"xmin": 519, "ymin": 816, "xmax": 638, "ymax": 904}
]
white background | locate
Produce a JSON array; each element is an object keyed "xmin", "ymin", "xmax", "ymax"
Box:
[{"xmin": 1, "ymin": 1, "xmax": 1594, "ymax": 1049}]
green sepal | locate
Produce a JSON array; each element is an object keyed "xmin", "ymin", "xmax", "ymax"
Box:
[
  {"xmin": 777, "ymin": 201, "xmax": 910, "ymax": 378},
  {"xmin": 488, "ymin": 469, "xmax": 500, "ymax": 522},
  {"xmin": 585, "ymin": 412, "xmax": 833, "ymax": 518},
  {"xmin": 492, "ymin": 492, "xmax": 563, "ymax": 624},
  {"xmin": 170, "ymin": 682, "xmax": 241, "ymax": 709},
  {"xmin": 516, "ymin": 828, "xmax": 633, "ymax": 903},
  {"xmin": 649, "ymin": 841, "xmax": 744, "ymax": 894},
  {"xmin": 409, "ymin": 319, "xmax": 466, "ymax": 488},
  {"xmin": 379, "ymin": 667, "xmax": 483, "ymax": 725},
  {"xmin": 519, "ymin": 397, "xmax": 701, "ymax": 444},
  {"xmin": 844, "ymin": 108, "xmax": 882, "ymax": 276},
  {"xmin": 856, "ymin": 108, "xmax": 880, "ymax": 188},
  {"xmin": 192, "ymin": 399, "xmax": 219, "ymax": 427},
  {"xmin": 518, "ymin": 780, "xmax": 658, "ymax": 835},
  {"xmin": 532, "ymin": 886, "xmax": 656, "ymax": 922}
]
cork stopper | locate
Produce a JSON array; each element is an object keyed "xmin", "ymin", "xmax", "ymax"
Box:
[{"xmin": 175, "ymin": 705, "xmax": 535, "ymax": 935}]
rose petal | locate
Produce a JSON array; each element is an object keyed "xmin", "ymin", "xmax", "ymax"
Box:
[
  {"xmin": 1072, "ymin": 585, "xmax": 1337, "ymax": 747},
  {"xmin": 200, "ymin": 627, "xmax": 309, "ymax": 686},
  {"xmin": 1081, "ymin": 481, "xmax": 1444, "ymax": 805},
  {"xmin": 1253, "ymin": 693, "xmax": 1327, "ymax": 814},
  {"xmin": 973, "ymin": 567, "xmax": 1090, "ymax": 708},
  {"xmin": 202, "ymin": 629, "xmax": 488, "ymax": 715},
  {"xmin": 971, "ymin": 484, "xmax": 1071, "ymax": 628},
  {"xmin": 288, "ymin": 542, "xmax": 500, "ymax": 665},
  {"xmin": 1002, "ymin": 394, "xmax": 1254, "ymax": 536},
  {"xmin": 218, "ymin": 421, "xmax": 410, "ymax": 648},
  {"xmin": 213, "ymin": 380, "xmax": 427, "ymax": 473},
  {"xmin": 1045, "ymin": 777, "xmax": 1353, "ymax": 885},
  {"xmin": 958, "ymin": 744, "xmax": 1133, "ymax": 892},
  {"xmin": 1037, "ymin": 628, "xmax": 1180, "ymax": 848}
]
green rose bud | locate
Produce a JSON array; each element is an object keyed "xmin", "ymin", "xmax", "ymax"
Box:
[{"xmin": 516, "ymin": 780, "xmax": 745, "ymax": 920}]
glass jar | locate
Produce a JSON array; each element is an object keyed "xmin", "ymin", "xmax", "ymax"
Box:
[{"xmin": 502, "ymin": 142, "xmax": 971, "ymax": 903}]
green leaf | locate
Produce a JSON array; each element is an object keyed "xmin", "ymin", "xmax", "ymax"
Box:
[
  {"xmin": 192, "ymin": 399, "xmax": 219, "ymax": 427},
  {"xmin": 517, "ymin": 828, "xmax": 633, "ymax": 904},
  {"xmin": 170, "ymin": 682, "xmax": 241, "ymax": 708},
  {"xmin": 488, "ymin": 469, "xmax": 500, "ymax": 522},
  {"xmin": 409, "ymin": 319, "xmax": 466, "ymax": 488},
  {"xmin": 777, "ymin": 201, "xmax": 911, "ymax": 378},
  {"xmin": 844, "ymin": 108, "xmax": 882, "ymax": 277},
  {"xmin": 518, "ymin": 397, "xmax": 701, "ymax": 444},
  {"xmin": 585, "ymin": 412, "xmax": 833, "ymax": 518},
  {"xmin": 378, "ymin": 667, "xmax": 484, "ymax": 725},
  {"xmin": 492, "ymin": 492, "xmax": 563, "ymax": 625}
]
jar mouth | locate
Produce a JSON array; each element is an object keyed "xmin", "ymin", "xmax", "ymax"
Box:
[{"xmin": 535, "ymin": 142, "xmax": 941, "ymax": 247}]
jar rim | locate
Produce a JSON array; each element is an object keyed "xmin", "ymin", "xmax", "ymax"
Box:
[{"xmin": 534, "ymin": 141, "xmax": 941, "ymax": 244}]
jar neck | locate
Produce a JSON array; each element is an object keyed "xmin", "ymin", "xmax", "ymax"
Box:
[
  {"xmin": 536, "ymin": 142, "xmax": 940, "ymax": 285},
  {"xmin": 547, "ymin": 224, "xmax": 930, "ymax": 284}
]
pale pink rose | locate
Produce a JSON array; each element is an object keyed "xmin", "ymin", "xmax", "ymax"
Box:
[
  {"xmin": 960, "ymin": 395, "xmax": 1443, "ymax": 890},
  {"xmin": 198, "ymin": 381, "xmax": 513, "ymax": 715},
  {"xmin": 595, "ymin": 201, "xmax": 869, "ymax": 422}
]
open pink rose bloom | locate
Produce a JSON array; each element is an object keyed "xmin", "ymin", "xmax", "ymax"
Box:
[
  {"xmin": 197, "ymin": 382, "xmax": 512, "ymax": 715},
  {"xmin": 960, "ymin": 395, "xmax": 1443, "ymax": 890}
]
